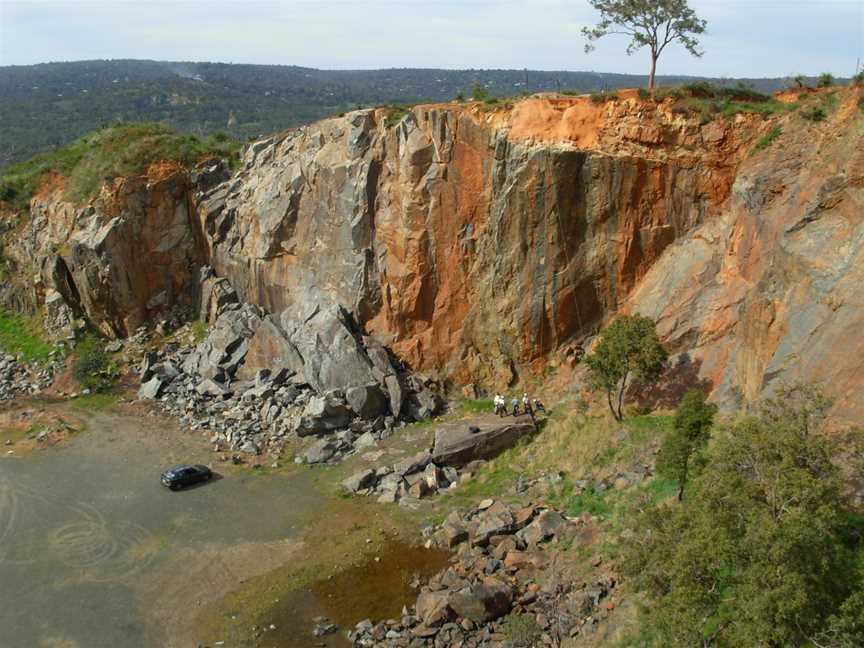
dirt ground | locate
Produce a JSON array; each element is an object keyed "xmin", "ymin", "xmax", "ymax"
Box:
[{"xmin": 0, "ymin": 397, "xmax": 436, "ymax": 648}]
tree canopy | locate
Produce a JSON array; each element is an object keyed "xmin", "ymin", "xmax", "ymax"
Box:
[
  {"xmin": 657, "ymin": 388, "xmax": 716, "ymax": 500},
  {"xmin": 582, "ymin": 0, "xmax": 707, "ymax": 89},
  {"xmin": 585, "ymin": 314, "xmax": 667, "ymax": 421},
  {"xmin": 625, "ymin": 408, "xmax": 863, "ymax": 646}
]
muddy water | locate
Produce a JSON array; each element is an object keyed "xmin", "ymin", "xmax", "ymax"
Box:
[
  {"xmin": 255, "ymin": 542, "xmax": 450, "ymax": 647},
  {"xmin": 0, "ymin": 408, "xmax": 441, "ymax": 648}
]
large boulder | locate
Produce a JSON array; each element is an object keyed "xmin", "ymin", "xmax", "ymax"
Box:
[
  {"xmin": 447, "ymin": 577, "xmax": 512, "ymax": 623},
  {"xmin": 431, "ymin": 416, "xmax": 535, "ymax": 467},
  {"xmin": 415, "ymin": 590, "xmax": 454, "ymax": 627},
  {"xmin": 345, "ymin": 384, "xmax": 389, "ymax": 419},
  {"xmin": 183, "ymin": 304, "xmax": 261, "ymax": 380},
  {"xmin": 295, "ymin": 393, "xmax": 353, "ymax": 436}
]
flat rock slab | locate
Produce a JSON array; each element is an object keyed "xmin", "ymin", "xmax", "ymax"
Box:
[{"xmin": 431, "ymin": 414, "xmax": 535, "ymax": 468}]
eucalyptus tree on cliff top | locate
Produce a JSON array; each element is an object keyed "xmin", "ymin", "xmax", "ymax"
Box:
[{"xmin": 582, "ymin": 0, "xmax": 707, "ymax": 90}]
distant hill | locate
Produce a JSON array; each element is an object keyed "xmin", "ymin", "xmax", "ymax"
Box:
[{"xmin": 0, "ymin": 59, "xmax": 801, "ymax": 168}]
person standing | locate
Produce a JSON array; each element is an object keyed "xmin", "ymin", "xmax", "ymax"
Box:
[
  {"xmin": 511, "ymin": 396, "xmax": 520, "ymax": 416},
  {"xmin": 522, "ymin": 392, "xmax": 532, "ymax": 416}
]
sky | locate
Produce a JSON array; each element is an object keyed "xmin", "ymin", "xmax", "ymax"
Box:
[{"xmin": 1, "ymin": 0, "xmax": 862, "ymax": 78}]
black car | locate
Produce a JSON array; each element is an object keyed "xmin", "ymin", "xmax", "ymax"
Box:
[{"xmin": 160, "ymin": 464, "xmax": 213, "ymax": 490}]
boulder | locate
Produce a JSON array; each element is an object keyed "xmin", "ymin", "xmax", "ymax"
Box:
[
  {"xmin": 346, "ymin": 384, "xmax": 389, "ymax": 419},
  {"xmin": 343, "ymin": 468, "xmax": 377, "ymax": 492},
  {"xmin": 519, "ymin": 510, "xmax": 568, "ymax": 547},
  {"xmin": 295, "ymin": 393, "xmax": 353, "ymax": 436},
  {"xmin": 303, "ymin": 438, "xmax": 337, "ymax": 464},
  {"xmin": 138, "ymin": 376, "xmax": 164, "ymax": 400},
  {"xmin": 384, "ymin": 374, "xmax": 405, "ymax": 419},
  {"xmin": 447, "ymin": 577, "xmax": 512, "ymax": 623},
  {"xmin": 415, "ymin": 590, "xmax": 454, "ymax": 627},
  {"xmin": 431, "ymin": 417, "xmax": 535, "ymax": 467},
  {"xmin": 405, "ymin": 386, "xmax": 443, "ymax": 421},
  {"xmin": 392, "ymin": 450, "xmax": 431, "ymax": 477},
  {"xmin": 195, "ymin": 378, "xmax": 231, "ymax": 397}
]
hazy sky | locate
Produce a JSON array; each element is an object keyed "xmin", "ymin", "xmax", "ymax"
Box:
[{"xmin": 1, "ymin": 0, "xmax": 862, "ymax": 78}]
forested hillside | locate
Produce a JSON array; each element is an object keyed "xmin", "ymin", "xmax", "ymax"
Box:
[{"xmin": 0, "ymin": 59, "xmax": 800, "ymax": 168}]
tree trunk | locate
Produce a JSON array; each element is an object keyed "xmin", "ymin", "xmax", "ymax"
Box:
[
  {"xmin": 615, "ymin": 372, "xmax": 629, "ymax": 421},
  {"xmin": 648, "ymin": 53, "xmax": 658, "ymax": 91},
  {"xmin": 677, "ymin": 484, "xmax": 684, "ymax": 501},
  {"xmin": 606, "ymin": 389, "xmax": 620, "ymax": 421}
]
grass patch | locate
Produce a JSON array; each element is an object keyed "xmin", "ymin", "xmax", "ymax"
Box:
[
  {"xmin": 383, "ymin": 106, "xmax": 411, "ymax": 128},
  {"xmin": 548, "ymin": 481, "xmax": 612, "ymax": 517},
  {"xmin": 501, "ymin": 613, "xmax": 543, "ymax": 645},
  {"xmin": 753, "ymin": 125, "xmax": 783, "ymax": 152},
  {"xmin": 801, "ymin": 106, "xmax": 827, "ymax": 122},
  {"xmin": 0, "ymin": 123, "xmax": 241, "ymax": 212},
  {"xmin": 458, "ymin": 398, "xmax": 494, "ymax": 414},
  {"xmin": 190, "ymin": 319, "xmax": 208, "ymax": 344},
  {"xmin": 69, "ymin": 392, "xmax": 120, "ymax": 411},
  {"xmin": 436, "ymin": 444, "xmax": 525, "ymax": 509},
  {"xmin": 0, "ymin": 309, "xmax": 53, "ymax": 362},
  {"xmin": 72, "ymin": 334, "xmax": 118, "ymax": 392},
  {"xmin": 643, "ymin": 477, "xmax": 679, "ymax": 504}
]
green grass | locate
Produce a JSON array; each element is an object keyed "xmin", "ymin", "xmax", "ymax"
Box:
[
  {"xmin": 458, "ymin": 398, "xmax": 494, "ymax": 414},
  {"xmin": 383, "ymin": 106, "xmax": 411, "ymax": 128},
  {"xmin": 190, "ymin": 319, "xmax": 208, "ymax": 343},
  {"xmin": 0, "ymin": 122, "xmax": 241, "ymax": 212},
  {"xmin": 69, "ymin": 392, "xmax": 120, "ymax": 411},
  {"xmin": 501, "ymin": 613, "xmax": 543, "ymax": 645},
  {"xmin": 0, "ymin": 309, "xmax": 53, "ymax": 362},
  {"xmin": 753, "ymin": 125, "xmax": 783, "ymax": 152},
  {"xmin": 643, "ymin": 477, "xmax": 679, "ymax": 504},
  {"xmin": 801, "ymin": 106, "xmax": 827, "ymax": 122}
]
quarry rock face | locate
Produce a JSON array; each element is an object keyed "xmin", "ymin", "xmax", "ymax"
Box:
[{"xmin": 12, "ymin": 90, "xmax": 864, "ymax": 423}]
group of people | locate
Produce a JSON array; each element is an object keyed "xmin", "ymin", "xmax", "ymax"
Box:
[{"xmin": 493, "ymin": 392, "xmax": 545, "ymax": 417}]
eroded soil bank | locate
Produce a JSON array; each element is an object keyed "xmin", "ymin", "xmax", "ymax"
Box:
[{"xmin": 0, "ymin": 400, "xmax": 446, "ymax": 648}]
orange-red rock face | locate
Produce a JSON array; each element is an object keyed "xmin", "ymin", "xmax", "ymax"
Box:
[
  {"xmin": 14, "ymin": 90, "xmax": 864, "ymax": 422},
  {"xmin": 200, "ymin": 96, "xmax": 753, "ymax": 389}
]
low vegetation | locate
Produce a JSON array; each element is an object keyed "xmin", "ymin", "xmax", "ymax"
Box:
[
  {"xmin": 72, "ymin": 334, "xmax": 118, "ymax": 392},
  {"xmin": 753, "ymin": 125, "xmax": 783, "ymax": 152},
  {"xmin": 0, "ymin": 309, "xmax": 53, "ymax": 362},
  {"xmin": 383, "ymin": 106, "xmax": 412, "ymax": 128},
  {"xmin": 801, "ymin": 105, "xmax": 827, "ymax": 122},
  {"xmin": 0, "ymin": 122, "xmax": 241, "ymax": 212}
]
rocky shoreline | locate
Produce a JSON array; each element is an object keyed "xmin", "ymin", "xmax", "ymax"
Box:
[{"xmin": 350, "ymin": 500, "xmax": 615, "ymax": 647}]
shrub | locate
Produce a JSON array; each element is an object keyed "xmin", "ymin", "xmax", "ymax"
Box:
[
  {"xmin": 637, "ymin": 87, "xmax": 651, "ymax": 100},
  {"xmin": 484, "ymin": 97, "xmax": 498, "ymax": 105},
  {"xmin": 72, "ymin": 335, "xmax": 117, "ymax": 392},
  {"xmin": 817, "ymin": 72, "xmax": 834, "ymax": 88},
  {"xmin": 657, "ymin": 389, "xmax": 716, "ymax": 500},
  {"xmin": 753, "ymin": 125, "xmax": 783, "ymax": 152},
  {"xmin": 589, "ymin": 90, "xmax": 618, "ymax": 104},
  {"xmin": 501, "ymin": 613, "xmax": 543, "ymax": 645},
  {"xmin": 801, "ymin": 106, "xmax": 827, "ymax": 122},
  {"xmin": 455, "ymin": 91, "xmax": 465, "ymax": 102},
  {"xmin": 471, "ymin": 81, "xmax": 489, "ymax": 101},
  {"xmin": 852, "ymin": 70, "xmax": 864, "ymax": 87},
  {"xmin": 791, "ymin": 74, "xmax": 808, "ymax": 89}
]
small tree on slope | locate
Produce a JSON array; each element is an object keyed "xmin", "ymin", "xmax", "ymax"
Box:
[
  {"xmin": 582, "ymin": 0, "xmax": 707, "ymax": 90},
  {"xmin": 657, "ymin": 388, "xmax": 716, "ymax": 500},
  {"xmin": 585, "ymin": 314, "xmax": 667, "ymax": 421}
]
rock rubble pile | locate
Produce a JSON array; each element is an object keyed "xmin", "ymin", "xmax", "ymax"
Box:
[
  {"xmin": 137, "ymin": 285, "xmax": 444, "ymax": 458},
  {"xmin": 350, "ymin": 500, "xmax": 615, "ymax": 647},
  {"xmin": 0, "ymin": 350, "xmax": 63, "ymax": 401}
]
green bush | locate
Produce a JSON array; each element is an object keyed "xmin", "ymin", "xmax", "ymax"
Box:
[
  {"xmin": 455, "ymin": 91, "xmax": 465, "ymax": 102},
  {"xmin": 656, "ymin": 389, "xmax": 716, "ymax": 500},
  {"xmin": 471, "ymin": 81, "xmax": 489, "ymax": 101},
  {"xmin": 801, "ymin": 106, "xmax": 827, "ymax": 122},
  {"xmin": 817, "ymin": 72, "xmax": 834, "ymax": 88},
  {"xmin": 72, "ymin": 335, "xmax": 117, "ymax": 392},
  {"xmin": 753, "ymin": 125, "xmax": 783, "ymax": 152},
  {"xmin": 637, "ymin": 87, "xmax": 651, "ymax": 100}
]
